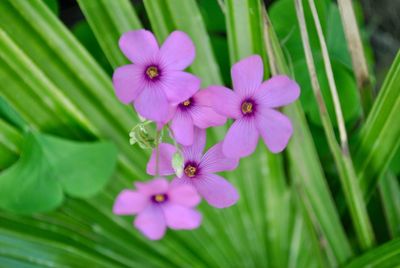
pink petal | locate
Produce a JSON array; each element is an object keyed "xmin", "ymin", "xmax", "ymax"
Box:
[
  {"xmin": 159, "ymin": 31, "xmax": 195, "ymax": 71},
  {"xmin": 134, "ymin": 85, "xmax": 169, "ymax": 122},
  {"xmin": 113, "ymin": 190, "xmax": 148, "ymax": 215},
  {"xmin": 182, "ymin": 128, "xmax": 206, "ymax": 162},
  {"xmin": 112, "ymin": 64, "xmax": 145, "ymax": 104},
  {"xmin": 147, "ymin": 144, "xmax": 176, "ymax": 176},
  {"xmin": 168, "ymin": 184, "xmax": 201, "ymax": 207},
  {"xmin": 135, "ymin": 177, "xmax": 169, "ymax": 196},
  {"xmin": 254, "ymin": 75, "xmax": 300, "ymax": 108},
  {"xmin": 170, "ymin": 177, "xmax": 193, "ymax": 194},
  {"xmin": 119, "ymin": 30, "xmax": 159, "ymax": 64},
  {"xmin": 171, "ymin": 110, "xmax": 194, "ymax": 146},
  {"xmin": 190, "ymin": 89, "xmax": 227, "ymax": 128},
  {"xmin": 256, "ymin": 108, "xmax": 293, "ymax": 153},
  {"xmin": 134, "ymin": 205, "xmax": 166, "ymax": 240},
  {"xmin": 163, "ymin": 204, "xmax": 202, "ymax": 230},
  {"xmin": 162, "ymin": 71, "xmax": 200, "ymax": 105},
  {"xmin": 222, "ymin": 118, "xmax": 259, "ymax": 158},
  {"xmin": 231, "ymin": 55, "xmax": 264, "ymax": 97},
  {"xmin": 193, "ymin": 174, "xmax": 239, "ymax": 208},
  {"xmin": 208, "ymin": 86, "xmax": 242, "ymax": 119},
  {"xmin": 199, "ymin": 143, "xmax": 239, "ymax": 173}
]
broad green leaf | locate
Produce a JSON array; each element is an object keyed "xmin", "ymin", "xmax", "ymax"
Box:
[
  {"xmin": 293, "ymin": 57, "xmax": 361, "ymax": 127},
  {"xmin": 0, "ymin": 131, "xmax": 117, "ymax": 213},
  {"xmin": 269, "ymin": 0, "xmax": 328, "ymax": 65},
  {"xmin": 0, "ymin": 0, "xmax": 146, "ymax": 178}
]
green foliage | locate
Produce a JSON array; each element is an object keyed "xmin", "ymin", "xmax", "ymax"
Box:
[
  {"xmin": 0, "ymin": 131, "xmax": 117, "ymax": 214},
  {"xmin": 0, "ymin": 0, "xmax": 399, "ymax": 267}
]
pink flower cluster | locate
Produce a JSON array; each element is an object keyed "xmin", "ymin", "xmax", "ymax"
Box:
[{"xmin": 112, "ymin": 30, "xmax": 300, "ymax": 240}]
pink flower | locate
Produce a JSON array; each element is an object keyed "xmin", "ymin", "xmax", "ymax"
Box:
[
  {"xmin": 147, "ymin": 129, "xmax": 239, "ymax": 208},
  {"xmin": 113, "ymin": 30, "xmax": 201, "ymax": 123},
  {"xmin": 113, "ymin": 177, "xmax": 202, "ymax": 240},
  {"xmin": 169, "ymin": 89, "xmax": 227, "ymax": 146},
  {"xmin": 209, "ymin": 55, "xmax": 300, "ymax": 158}
]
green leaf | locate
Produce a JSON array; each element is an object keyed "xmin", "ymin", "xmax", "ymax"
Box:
[
  {"xmin": 42, "ymin": 0, "xmax": 58, "ymax": 15},
  {"xmin": 71, "ymin": 20, "xmax": 113, "ymax": 74},
  {"xmin": 0, "ymin": 96, "xmax": 28, "ymax": 131},
  {"xmin": 379, "ymin": 172, "xmax": 400, "ymax": 238},
  {"xmin": 0, "ymin": 132, "xmax": 117, "ymax": 214},
  {"xmin": 226, "ymin": 0, "xmax": 269, "ymax": 74},
  {"xmin": 294, "ymin": 57, "xmax": 361, "ymax": 126},
  {"xmin": 77, "ymin": 0, "xmax": 142, "ymax": 68},
  {"xmin": 144, "ymin": 0, "xmax": 223, "ymax": 87},
  {"xmin": 354, "ymin": 51, "xmax": 400, "ymax": 199},
  {"xmin": 345, "ymin": 238, "xmax": 400, "ymax": 268},
  {"xmin": 0, "ymin": 118, "xmax": 23, "ymax": 170},
  {"xmin": 269, "ymin": 0, "xmax": 328, "ymax": 65},
  {"xmin": 265, "ymin": 9, "xmax": 354, "ymax": 263}
]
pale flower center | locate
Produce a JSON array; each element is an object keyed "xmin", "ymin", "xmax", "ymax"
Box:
[
  {"xmin": 241, "ymin": 101, "xmax": 253, "ymax": 114},
  {"xmin": 153, "ymin": 194, "xmax": 166, "ymax": 203},
  {"xmin": 146, "ymin": 66, "xmax": 159, "ymax": 79},
  {"xmin": 184, "ymin": 165, "xmax": 197, "ymax": 177},
  {"xmin": 182, "ymin": 99, "xmax": 191, "ymax": 106}
]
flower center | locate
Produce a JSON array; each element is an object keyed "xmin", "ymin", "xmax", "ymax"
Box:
[
  {"xmin": 184, "ymin": 165, "xmax": 197, "ymax": 178},
  {"xmin": 241, "ymin": 101, "xmax": 253, "ymax": 114},
  {"xmin": 152, "ymin": 194, "xmax": 167, "ymax": 203},
  {"xmin": 179, "ymin": 98, "xmax": 194, "ymax": 109},
  {"xmin": 146, "ymin": 66, "xmax": 159, "ymax": 79}
]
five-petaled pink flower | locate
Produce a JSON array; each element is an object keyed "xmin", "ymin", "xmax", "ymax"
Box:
[
  {"xmin": 209, "ymin": 55, "xmax": 300, "ymax": 158},
  {"xmin": 113, "ymin": 177, "xmax": 202, "ymax": 240},
  {"xmin": 147, "ymin": 129, "xmax": 239, "ymax": 208},
  {"xmin": 113, "ymin": 30, "xmax": 200, "ymax": 123},
  {"xmin": 168, "ymin": 88, "xmax": 227, "ymax": 146}
]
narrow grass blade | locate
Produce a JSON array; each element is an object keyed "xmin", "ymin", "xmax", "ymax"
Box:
[
  {"xmin": 354, "ymin": 51, "xmax": 400, "ymax": 199},
  {"xmin": 263, "ymin": 7, "xmax": 353, "ymax": 264},
  {"xmin": 379, "ymin": 172, "xmax": 400, "ymax": 238},
  {"xmin": 77, "ymin": 0, "xmax": 142, "ymax": 68},
  {"xmin": 345, "ymin": 238, "xmax": 400, "ymax": 268},
  {"xmin": 144, "ymin": 0, "xmax": 223, "ymax": 87},
  {"xmin": 225, "ymin": 0, "xmax": 269, "ymax": 76},
  {"xmin": 295, "ymin": 0, "xmax": 375, "ymax": 250},
  {"xmin": 337, "ymin": 0, "xmax": 373, "ymax": 114}
]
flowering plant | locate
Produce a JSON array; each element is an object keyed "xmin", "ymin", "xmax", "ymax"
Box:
[{"xmin": 112, "ymin": 30, "xmax": 299, "ymax": 239}]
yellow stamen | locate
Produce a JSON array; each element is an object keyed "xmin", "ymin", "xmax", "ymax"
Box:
[
  {"xmin": 184, "ymin": 165, "xmax": 197, "ymax": 177},
  {"xmin": 241, "ymin": 102, "xmax": 253, "ymax": 114},
  {"xmin": 182, "ymin": 99, "xmax": 191, "ymax": 106},
  {"xmin": 146, "ymin": 66, "xmax": 159, "ymax": 79},
  {"xmin": 154, "ymin": 194, "xmax": 165, "ymax": 202}
]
